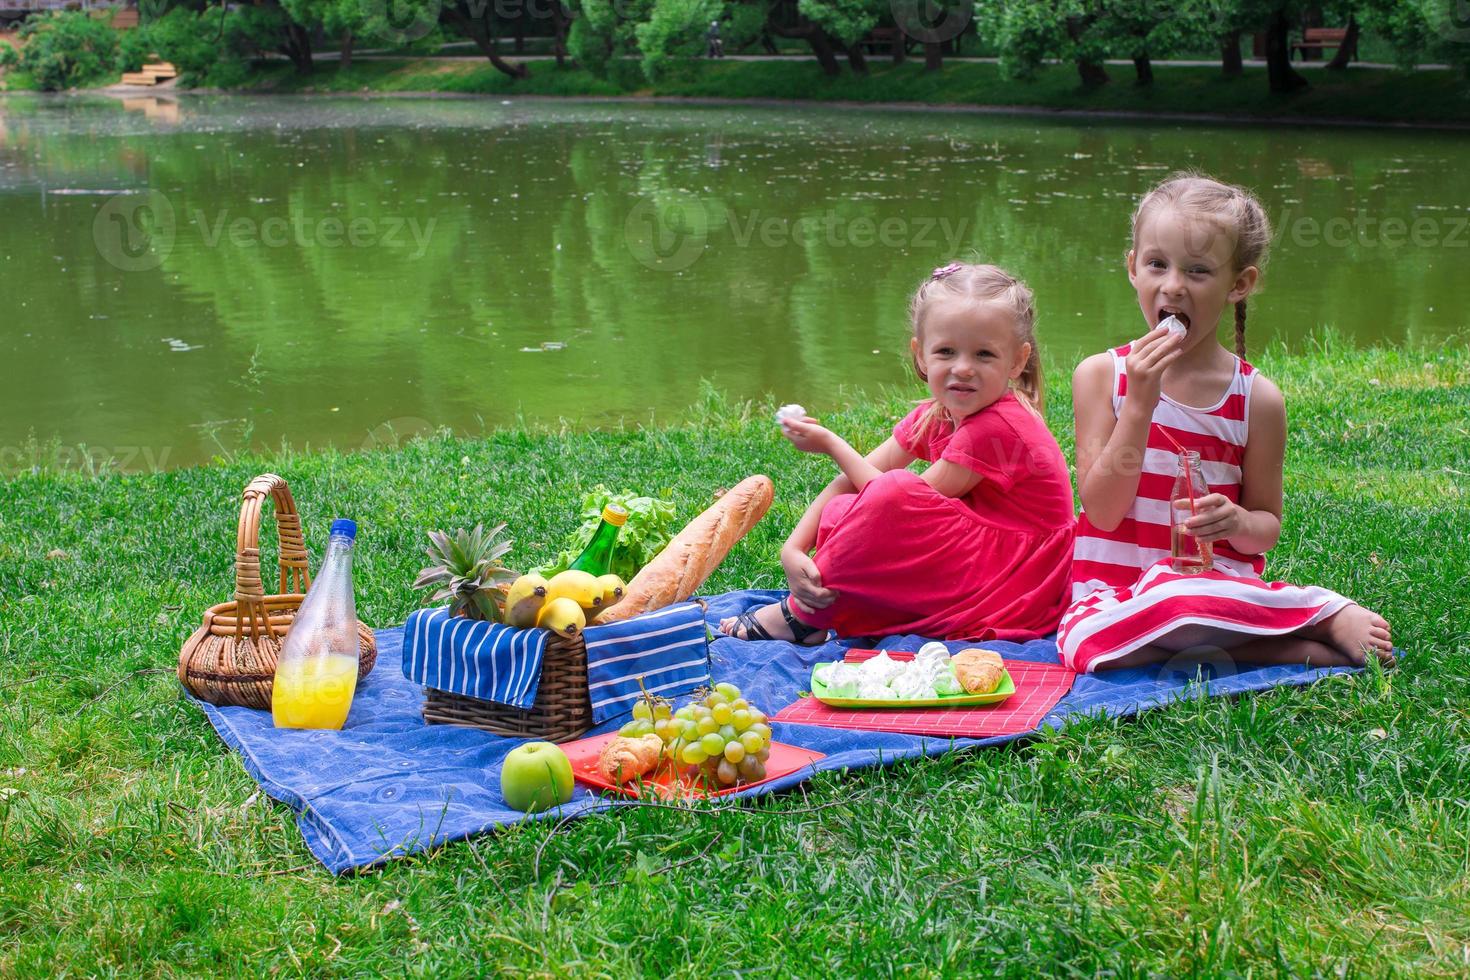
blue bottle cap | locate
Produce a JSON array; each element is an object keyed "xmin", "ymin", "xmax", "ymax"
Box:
[{"xmin": 330, "ymin": 518, "xmax": 357, "ymax": 539}]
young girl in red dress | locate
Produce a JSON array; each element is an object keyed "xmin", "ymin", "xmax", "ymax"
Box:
[
  {"xmin": 719, "ymin": 263, "xmax": 1075, "ymax": 644},
  {"xmin": 1059, "ymin": 173, "xmax": 1394, "ymax": 672}
]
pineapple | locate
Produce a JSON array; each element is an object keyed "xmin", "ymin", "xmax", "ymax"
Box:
[{"xmin": 413, "ymin": 524, "xmax": 518, "ymax": 622}]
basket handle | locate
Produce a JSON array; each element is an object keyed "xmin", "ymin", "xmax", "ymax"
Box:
[{"xmin": 234, "ymin": 473, "xmax": 311, "ymax": 641}]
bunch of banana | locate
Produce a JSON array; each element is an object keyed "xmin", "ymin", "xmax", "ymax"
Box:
[{"xmin": 504, "ymin": 570, "xmax": 626, "ymax": 637}]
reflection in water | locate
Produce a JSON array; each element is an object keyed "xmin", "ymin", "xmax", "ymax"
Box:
[
  {"xmin": 0, "ymin": 94, "xmax": 1466, "ymax": 469},
  {"xmin": 120, "ymin": 96, "xmax": 180, "ymax": 125}
]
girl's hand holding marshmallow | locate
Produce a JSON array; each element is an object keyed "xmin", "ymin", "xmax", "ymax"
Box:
[
  {"xmin": 1121, "ymin": 325, "xmax": 1183, "ymax": 416},
  {"xmin": 780, "ymin": 416, "xmax": 837, "ymax": 456}
]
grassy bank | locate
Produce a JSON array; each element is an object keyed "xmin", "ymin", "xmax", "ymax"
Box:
[
  {"xmin": 1, "ymin": 340, "xmax": 1468, "ymax": 974},
  {"xmin": 238, "ymin": 56, "xmax": 1470, "ymax": 125}
]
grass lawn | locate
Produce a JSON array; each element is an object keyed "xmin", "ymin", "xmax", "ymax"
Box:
[
  {"xmin": 1, "ymin": 338, "xmax": 1468, "ymax": 973},
  {"xmin": 241, "ymin": 57, "xmax": 1470, "ymax": 125}
]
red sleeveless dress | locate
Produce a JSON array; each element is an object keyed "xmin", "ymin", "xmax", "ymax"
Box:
[{"xmin": 1057, "ymin": 346, "xmax": 1350, "ymax": 672}]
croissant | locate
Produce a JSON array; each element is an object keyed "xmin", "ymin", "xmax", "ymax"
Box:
[
  {"xmin": 597, "ymin": 734, "xmax": 664, "ymax": 784},
  {"xmin": 952, "ymin": 649, "xmax": 1005, "ymax": 695}
]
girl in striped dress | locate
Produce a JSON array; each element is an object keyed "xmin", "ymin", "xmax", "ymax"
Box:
[{"xmin": 1058, "ymin": 173, "xmax": 1394, "ymax": 673}]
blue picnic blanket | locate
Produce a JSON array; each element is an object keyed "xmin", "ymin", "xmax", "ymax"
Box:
[{"xmin": 190, "ymin": 590, "xmax": 1377, "ymax": 875}]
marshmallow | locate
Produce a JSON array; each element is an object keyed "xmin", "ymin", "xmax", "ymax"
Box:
[
  {"xmin": 775, "ymin": 403, "xmax": 807, "ymax": 425},
  {"xmin": 1159, "ymin": 315, "xmax": 1188, "ymax": 340}
]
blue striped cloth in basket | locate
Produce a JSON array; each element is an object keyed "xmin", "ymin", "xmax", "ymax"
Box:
[
  {"xmin": 400, "ymin": 602, "xmax": 711, "ymax": 722},
  {"xmin": 402, "ymin": 607, "xmax": 550, "ymax": 709},
  {"xmin": 582, "ymin": 602, "xmax": 710, "ymax": 723}
]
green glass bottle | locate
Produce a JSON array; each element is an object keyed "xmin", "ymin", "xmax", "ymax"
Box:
[{"xmin": 568, "ymin": 504, "xmax": 628, "ymax": 576}]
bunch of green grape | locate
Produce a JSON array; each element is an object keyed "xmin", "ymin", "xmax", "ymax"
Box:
[{"xmin": 617, "ymin": 682, "xmax": 773, "ymax": 786}]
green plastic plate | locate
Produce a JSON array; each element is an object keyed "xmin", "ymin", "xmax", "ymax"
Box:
[{"xmin": 809, "ymin": 662, "xmax": 1016, "ymax": 709}]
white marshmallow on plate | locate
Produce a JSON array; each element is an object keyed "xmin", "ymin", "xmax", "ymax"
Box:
[
  {"xmin": 861, "ymin": 652, "xmax": 907, "ymax": 685},
  {"xmin": 933, "ymin": 670, "xmax": 963, "ymax": 696},
  {"xmin": 890, "ymin": 672, "xmax": 936, "ymax": 700},
  {"xmin": 775, "ymin": 403, "xmax": 807, "ymax": 425},
  {"xmin": 858, "ymin": 681, "xmax": 897, "ymax": 700}
]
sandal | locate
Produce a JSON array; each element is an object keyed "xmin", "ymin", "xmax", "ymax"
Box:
[
  {"xmin": 725, "ymin": 607, "xmax": 778, "ymax": 642},
  {"xmin": 778, "ymin": 596, "xmax": 831, "ymax": 646}
]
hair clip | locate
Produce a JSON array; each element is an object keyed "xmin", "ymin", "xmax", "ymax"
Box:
[{"xmin": 930, "ymin": 262, "xmax": 963, "ymax": 280}]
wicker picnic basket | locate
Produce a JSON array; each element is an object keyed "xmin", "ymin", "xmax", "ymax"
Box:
[
  {"xmin": 419, "ymin": 598, "xmax": 712, "ymax": 742},
  {"xmin": 421, "ymin": 630, "xmax": 593, "ymax": 742},
  {"xmin": 178, "ymin": 473, "xmax": 377, "ymax": 709}
]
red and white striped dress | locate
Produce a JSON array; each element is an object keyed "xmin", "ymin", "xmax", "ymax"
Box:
[{"xmin": 1057, "ymin": 345, "xmax": 1350, "ymax": 673}]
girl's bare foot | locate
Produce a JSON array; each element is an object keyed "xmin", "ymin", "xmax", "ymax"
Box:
[{"xmin": 1308, "ymin": 604, "xmax": 1394, "ymax": 667}]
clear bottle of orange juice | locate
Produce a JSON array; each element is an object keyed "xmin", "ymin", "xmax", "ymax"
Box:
[{"xmin": 272, "ymin": 519, "xmax": 360, "ymax": 730}]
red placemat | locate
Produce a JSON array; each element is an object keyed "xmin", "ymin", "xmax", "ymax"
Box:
[
  {"xmin": 563, "ymin": 732, "xmax": 826, "ymax": 800},
  {"xmin": 772, "ymin": 651, "xmax": 1076, "ymax": 739}
]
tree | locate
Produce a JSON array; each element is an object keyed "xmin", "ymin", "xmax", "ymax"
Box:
[
  {"xmin": 280, "ymin": 0, "xmax": 366, "ymax": 70},
  {"xmin": 767, "ymin": 0, "xmax": 844, "ymax": 75},
  {"xmin": 973, "ymin": 0, "xmax": 1066, "ymax": 79},
  {"xmin": 440, "ymin": 0, "xmax": 533, "ymax": 78},
  {"xmin": 797, "ymin": 0, "xmax": 884, "ymax": 72},
  {"xmin": 229, "ymin": 0, "xmax": 315, "ymax": 74},
  {"xmin": 635, "ymin": 0, "xmax": 723, "ymax": 80},
  {"xmin": 566, "ymin": 0, "xmax": 656, "ymax": 76}
]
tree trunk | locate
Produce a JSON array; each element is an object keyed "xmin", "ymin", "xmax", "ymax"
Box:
[
  {"xmin": 442, "ymin": 3, "xmax": 530, "ymax": 78},
  {"xmin": 1265, "ymin": 10, "xmax": 1308, "ymax": 92},
  {"xmin": 1220, "ymin": 31, "xmax": 1242, "ymax": 76},
  {"xmin": 1326, "ymin": 13, "xmax": 1359, "ymax": 70},
  {"xmin": 924, "ymin": 41, "xmax": 942, "ymax": 72},
  {"xmin": 1075, "ymin": 57, "xmax": 1108, "ymax": 86},
  {"xmin": 845, "ymin": 38, "xmax": 867, "ymax": 74},
  {"xmin": 771, "ymin": 23, "xmax": 842, "ymax": 76},
  {"xmin": 282, "ymin": 22, "xmax": 313, "ymax": 74},
  {"xmin": 340, "ymin": 30, "xmax": 353, "ymax": 71},
  {"xmin": 551, "ymin": 3, "xmax": 567, "ymax": 67},
  {"xmin": 891, "ymin": 31, "xmax": 904, "ymax": 64},
  {"xmin": 1132, "ymin": 53, "xmax": 1152, "ymax": 85},
  {"xmin": 1065, "ymin": 14, "xmax": 1107, "ymax": 87}
]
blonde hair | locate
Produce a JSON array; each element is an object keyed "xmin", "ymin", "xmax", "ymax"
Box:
[
  {"xmin": 1131, "ymin": 172, "xmax": 1272, "ymax": 358},
  {"xmin": 908, "ymin": 262, "xmax": 1043, "ymax": 441}
]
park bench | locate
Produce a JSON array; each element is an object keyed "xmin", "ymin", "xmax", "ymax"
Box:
[
  {"xmin": 1291, "ymin": 27, "xmax": 1351, "ymax": 61},
  {"xmin": 858, "ymin": 27, "xmax": 918, "ymax": 56}
]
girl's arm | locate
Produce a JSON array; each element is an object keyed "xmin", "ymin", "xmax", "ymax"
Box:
[
  {"xmin": 781, "ymin": 436, "xmax": 914, "ymax": 611},
  {"xmin": 1075, "ymin": 329, "xmax": 1182, "ymax": 530},
  {"xmin": 783, "ymin": 435, "xmax": 915, "ymax": 555},
  {"xmin": 1185, "ymin": 376, "xmax": 1285, "ymax": 555}
]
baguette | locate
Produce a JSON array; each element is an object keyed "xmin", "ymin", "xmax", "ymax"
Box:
[{"xmin": 594, "ymin": 475, "xmax": 774, "ymax": 623}]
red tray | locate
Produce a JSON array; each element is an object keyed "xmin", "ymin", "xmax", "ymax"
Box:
[{"xmin": 562, "ymin": 731, "xmax": 825, "ymax": 800}]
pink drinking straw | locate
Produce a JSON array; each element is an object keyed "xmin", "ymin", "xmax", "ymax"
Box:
[{"xmin": 1154, "ymin": 423, "xmax": 1199, "ymax": 515}]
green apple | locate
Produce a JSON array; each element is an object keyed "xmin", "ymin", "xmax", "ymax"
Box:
[{"xmin": 500, "ymin": 741, "xmax": 575, "ymax": 813}]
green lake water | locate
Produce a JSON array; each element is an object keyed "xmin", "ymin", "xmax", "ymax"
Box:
[{"xmin": 2, "ymin": 94, "xmax": 1467, "ymax": 471}]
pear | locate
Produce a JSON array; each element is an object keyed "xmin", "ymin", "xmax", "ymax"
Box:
[
  {"xmin": 536, "ymin": 596, "xmax": 586, "ymax": 638},
  {"xmin": 546, "ymin": 569, "xmax": 603, "ymax": 612},
  {"xmin": 504, "ymin": 573, "xmax": 549, "ymax": 628}
]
